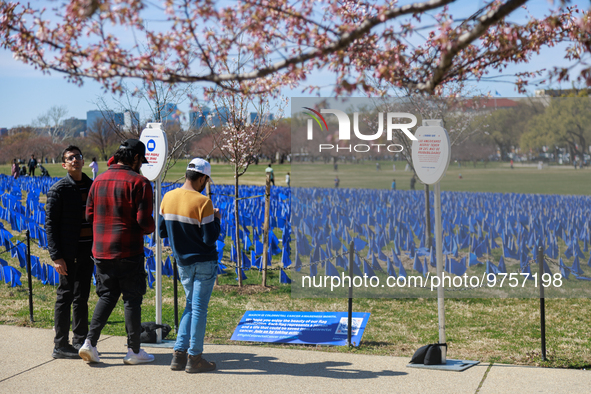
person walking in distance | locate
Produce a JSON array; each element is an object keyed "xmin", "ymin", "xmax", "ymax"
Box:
[
  {"xmin": 78, "ymin": 139, "xmax": 155, "ymax": 365},
  {"xmin": 46, "ymin": 146, "xmax": 94, "ymax": 359},
  {"xmin": 28, "ymin": 154, "xmax": 38, "ymax": 176},
  {"xmin": 11, "ymin": 159, "xmax": 19, "ymax": 179},
  {"xmin": 265, "ymin": 164, "xmax": 275, "ymax": 186},
  {"xmin": 410, "ymin": 175, "xmax": 416, "ymax": 190},
  {"xmin": 89, "ymin": 157, "xmax": 99, "ymax": 180},
  {"xmin": 159, "ymin": 158, "xmax": 221, "ymax": 373}
]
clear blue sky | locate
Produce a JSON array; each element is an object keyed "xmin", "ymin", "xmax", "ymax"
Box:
[{"xmin": 0, "ymin": 1, "xmax": 585, "ymax": 129}]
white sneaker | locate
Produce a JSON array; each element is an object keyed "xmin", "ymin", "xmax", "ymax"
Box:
[
  {"xmin": 78, "ymin": 339, "xmax": 100, "ymax": 363},
  {"xmin": 123, "ymin": 348, "xmax": 155, "ymax": 365}
]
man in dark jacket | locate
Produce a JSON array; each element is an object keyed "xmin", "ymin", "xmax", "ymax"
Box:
[
  {"xmin": 45, "ymin": 145, "xmax": 94, "ymax": 359},
  {"xmin": 28, "ymin": 154, "xmax": 37, "ymax": 176}
]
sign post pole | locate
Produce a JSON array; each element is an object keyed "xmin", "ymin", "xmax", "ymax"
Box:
[
  {"xmin": 434, "ymin": 181, "xmax": 446, "ymax": 362},
  {"xmin": 411, "ymin": 119, "xmax": 450, "ymax": 364},
  {"xmin": 140, "ymin": 123, "xmax": 168, "ymax": 344},
  {"xmin": 538, "ymin": 245, "xmax": 547, "ymax": 361},
  {"xmin": 347, "ymin": 240, "xmax": 354, "ymax": 347},
  {"xmin": 155, "ymin": 174, "xmax": 162, "ymax": 343},
  {"xmin": 409, "ymin": 119, "xmax": 480, "ymax": 371}
]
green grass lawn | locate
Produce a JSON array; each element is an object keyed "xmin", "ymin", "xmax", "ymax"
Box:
[
  {"xmin": 3, "ymin": 159, "xmax": 590, "ymax": 195},
  {"xmin": 291, "ymin": 161, "xmax": 591, "ymax": 195},
  {"xmin": 1, "ymin": 160, "xmax": 591, "ymax": 368},
  {"xmin": 0, "ymin": 160, "xmax": 294, "ymax": 187}
]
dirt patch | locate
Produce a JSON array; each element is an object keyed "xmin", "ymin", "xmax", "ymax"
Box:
[{"xmin": 214, "ymin": 284, "xmax": 277, "ymax": 295}]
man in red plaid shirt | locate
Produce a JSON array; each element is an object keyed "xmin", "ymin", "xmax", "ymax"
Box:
[{"xmin": 79, "ymin": 139, "xmax": 156, "ymax": 365}]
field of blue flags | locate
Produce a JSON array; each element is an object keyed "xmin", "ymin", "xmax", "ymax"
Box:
[
  {"xmin": 2, "ymin": 173, "xmax": 591, "ymax": 297},
  {"xmin": 290, "ymin": 188, "xmax": 591, "ymax": 298},
  {"xmin": 0, "ymin": 175, "xmax": 292, "ymax": 288}
]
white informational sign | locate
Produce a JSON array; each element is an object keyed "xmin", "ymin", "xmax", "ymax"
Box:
[
  {"xmin": 139, "ymin": 123, "xmax": 168, "ymax": 341},
  {"xmin": 411, "ymin": 123, "xmax": 451, "ymax": 185},
  {"xmin": 139, "ymin": 123, "xmax": 168, "ymax": 181}
]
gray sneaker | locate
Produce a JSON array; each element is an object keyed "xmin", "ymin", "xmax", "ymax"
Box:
[
  {"xmin": 78, "ymin": 339, "xmax": 100, "ymax": 363},
  {"xmin": 123, "ymin": 348, "xmax": 154, "ymax": 365}
]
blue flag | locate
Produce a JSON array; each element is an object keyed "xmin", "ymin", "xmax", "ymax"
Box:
[
  {"xmin": 3, "ymin": 266, "xmax": 21, "ymax": 287},
  {"xmin": 413, "ymin": 254, "xmax": 423, "ymax": 274},
  {"xmin": 387, "ymin": 257, "xmax": 397, "ymax": 278},
  {"xmin": 559, "ymin": 258, "xmax": 569, "ymax": 279},
  {"xmin": 280, "ymin": 269, "xmax": 292, "ymax": 284},
  {"xmin": 353, "ymin": 237, "xmax": 367, "ymax": 252},
  {"xmin": 363, "ymin": 260, "xmax": 377, "ymax": 279},
  {"xmin": 235, "ymin": 267, "xmax": 247, "ymax": 281},
  {"xmin": 325, "ymin": 261, "xmax": 340, "ymax": 278}
]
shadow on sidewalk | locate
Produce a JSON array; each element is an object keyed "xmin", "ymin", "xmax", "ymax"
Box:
[{"xmin": 206, "ymin": 352, "xmax": 407, "ymax": 379}]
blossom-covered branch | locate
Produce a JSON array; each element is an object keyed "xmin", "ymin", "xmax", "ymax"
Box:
[{"xmin": 0, "ymin": 0, "xmax": 588, "ymax": 94}]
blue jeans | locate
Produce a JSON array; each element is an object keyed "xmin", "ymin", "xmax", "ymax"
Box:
[{"xmin": 175, "ymin": 260, "xmax": 217, "ymax": 356}]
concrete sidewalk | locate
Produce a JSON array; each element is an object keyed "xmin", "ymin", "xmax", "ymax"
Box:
[{"xmin": 0, "ymin": 325, "xmax": 589, "ymax": 394}]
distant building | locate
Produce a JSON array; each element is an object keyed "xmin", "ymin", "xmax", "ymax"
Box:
[
  {"xmin": 209, "ymin": 107, "xmax": 230, "ymax": 128},
  {"xmin": 190, "ymin": 107, "xmax": 262, "ymax": 128},
  {"xmin": 62, "ymin": 118, "xmax": 87, "ymax": 135},
  {"xmin": 86, "ymin": 110, "xmax": 102, "ymax": 130},
  {"xmin": 249, "ymin": 112, "xmax": 274, "ymax": 124},
  {"xmin": 0, "ymin": 128, "xmax": 7, "ymax": 136},
  {"xmin": 477, "ymin": 98, "xmax": 520, "ymax": 110},
  {"xmin": 87, "ymin": 110, "xmax": 124, "ymax": 130},
  {"xmin": 534, "ymin": 88, "xmax": 591, "ymax": 97},
  {"xmin": 452, "ymin": 98, "xmax": 520, "ymax": 117},
  {"xmin": 124, "ymin": 111, "xmax": 140, "ymax": 131},
  {"xmin": 189, "ymin": 106, "xmax": 211, "ymax": 129},
  {"xmin": 158, "ymin": 103, "xmax": 180, "ymax": 123}
]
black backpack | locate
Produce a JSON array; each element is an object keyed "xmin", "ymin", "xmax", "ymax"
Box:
[
  {"xmin": 140, "ymin": 322, "xmax": 172, "ymax": 343},
  {"xmin": 410, "ymin": 343, "xmax": 447, "ymax": 365}
]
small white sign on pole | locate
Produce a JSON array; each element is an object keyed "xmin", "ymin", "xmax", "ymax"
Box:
[
  {"xmin": 139, "ymin": 123, "xmax": 168, "ymax": 181},
  {"xmin": 140, "ymin": 123, "xmax": 168, "ymax": 343},
  {"xmin": 411, "ymin": 120, "xmax": 451, "ymax": 185},
  {"xmin": 411, "ymin": 120, "xmax": 451, "ymax": 365}
]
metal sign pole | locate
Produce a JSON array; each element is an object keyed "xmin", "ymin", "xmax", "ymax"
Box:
[
  {"xmin": 408, "ymin": 119, "xmax": 479, "ymax": 371},
  {"xmin": 140, "ymin": 123, "xmax": 167, "ymax": 344},
  {"xmin": 538, "ymin": 245, "xmax": 547, "ymax": 361},
  {"xmin": 26, "ymin": 230, "xmax": 34, "ymax": 323},
  {"xmin": 155, "ymin": 175, "xmax": 163, "ymax": 343},
  {"xmin": 173, "ymin": 256, "xmax": 179, "ymax": 333},
  {"xmin": 347, "ymin": 240, "xmax": 354, "ymax": 347},
  {"xmin": 434, "ymin": 182, "xmax": 446, "ymax": 362}
]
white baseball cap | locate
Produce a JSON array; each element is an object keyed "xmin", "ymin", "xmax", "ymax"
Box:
[{"xmin": 187, "ymin": 158, "xmax": 213, "ymax": 183}]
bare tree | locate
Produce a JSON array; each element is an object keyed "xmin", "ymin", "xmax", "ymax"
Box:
[
  {"xmin": 0, "ymin": 128, "xmax": 60, "ymax": 164},
  {"xmin": 33, "ymin": 105, "xmax": 70, "ymax": 143},
  {"xmin": 86, "ymin": 119, "xmax": 119, "ymax": 161},
  {"xmin": 260, "ymin": 120, "xmax": 291, "ymax": 164}
]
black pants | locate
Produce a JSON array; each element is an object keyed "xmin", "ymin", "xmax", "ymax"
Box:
[
  {"xmin": 54, "ymin": 243, "xmax": 94, "ymax": 347},
  {"xmin": 87, "ymin": 255, "xmax": 146, "ymax": 353}
]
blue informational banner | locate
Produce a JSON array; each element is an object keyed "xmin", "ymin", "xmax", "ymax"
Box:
[{"xmin": 230, "ymin": 311, "xmax": 371, "ymax": 346}]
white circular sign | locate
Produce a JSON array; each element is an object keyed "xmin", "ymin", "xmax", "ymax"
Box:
[
  {"xmin": 140, "ymin": 123, "xmax": 168, "ymax": 181},
  {"xmin": 411, "ymin": 125, "xmax": 450, "ymax": 185}
]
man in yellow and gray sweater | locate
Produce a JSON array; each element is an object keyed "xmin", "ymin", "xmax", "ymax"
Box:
[{"xmin": 159, "ymin": 158, "xmax": 221, "ymax": 373}]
